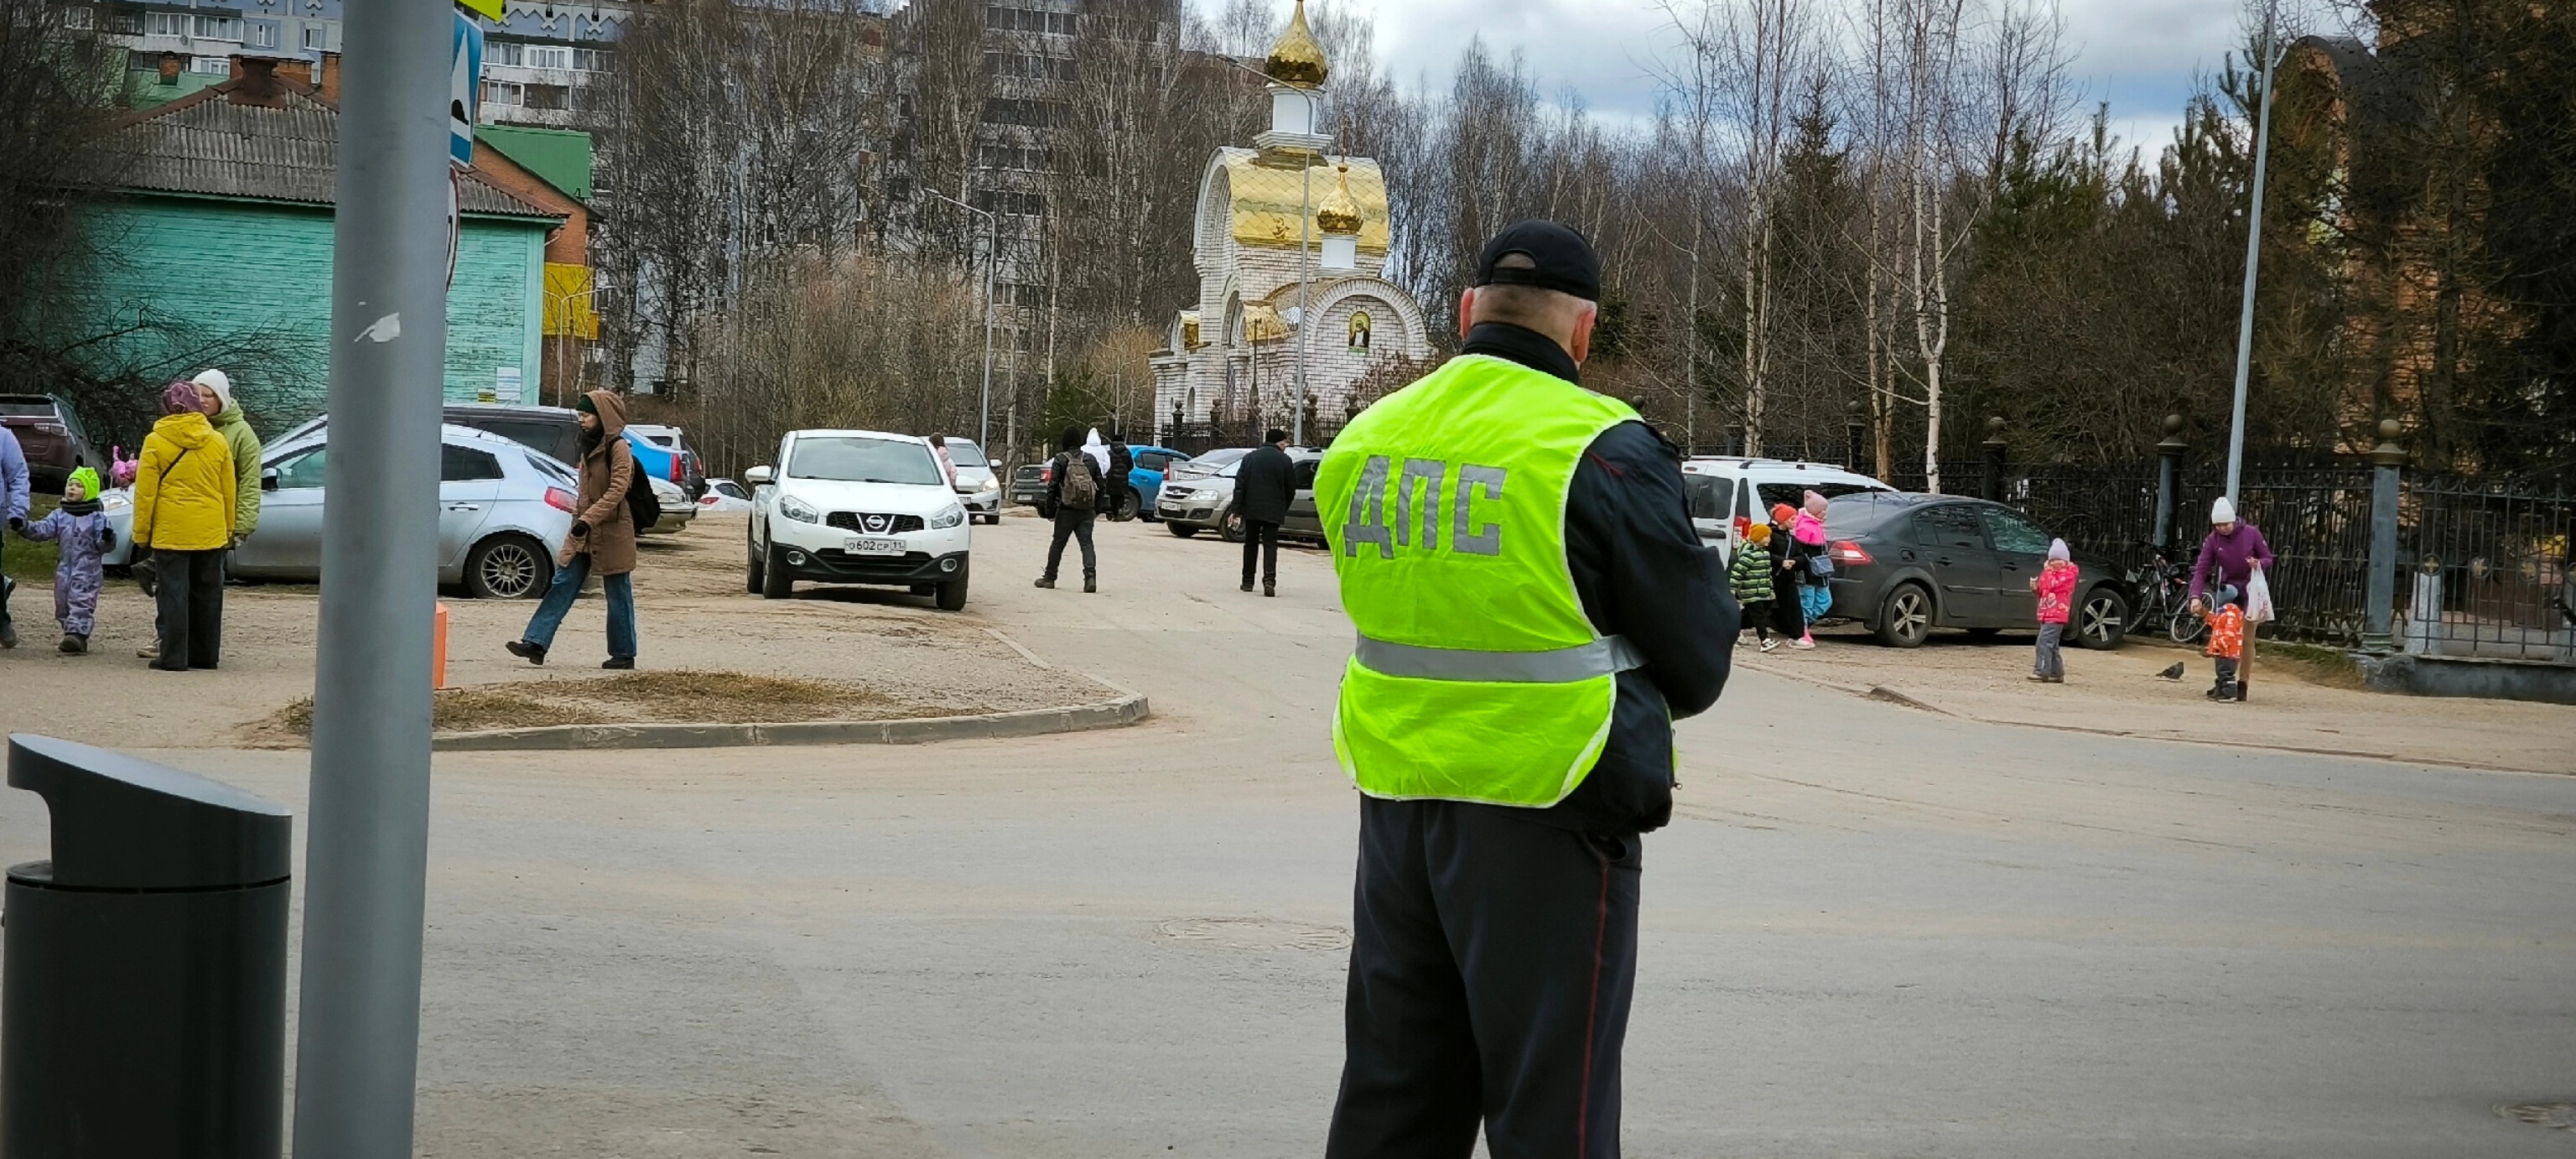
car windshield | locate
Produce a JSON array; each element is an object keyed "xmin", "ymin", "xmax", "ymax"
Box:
[
  {"xmin": 1180, "ymin": 449, "xmax": 1249, "ymax": 474},
  {"xmin": 945, "ymin": 440, "xmax": 986, "ymax": 464},
  {"xmin": 786, "ymin": 436, "xmax": 944, "ymax": 485},
  {"xmin": 0, "ymin": 399, "xmax": 57, "ymax": 417},
  {"xmin": 1755, "ymin": 481, "xmax": 1886, "ymax": 513}
]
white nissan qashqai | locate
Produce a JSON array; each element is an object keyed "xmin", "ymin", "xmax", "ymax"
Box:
[{"xmin": 745, "ymin": 429, "xmax": 973, "ymax": 611}]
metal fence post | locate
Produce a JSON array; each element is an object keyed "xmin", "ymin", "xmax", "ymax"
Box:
[
  {"xmin": 2361, "ymin": 419, "xmax": 2407, "ymax": 655},
  {"xmin": 1981, "ymin": 417, "xmax": 2007, "ymax": 502},
  {"xmin": 2153, "ymin": 414, "xmax": 2186, "ymax": 553}
]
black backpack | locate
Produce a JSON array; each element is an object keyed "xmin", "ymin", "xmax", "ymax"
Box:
[{"xmin": 621, "ymin": 443, "xmax": 662, "ymax": 529}]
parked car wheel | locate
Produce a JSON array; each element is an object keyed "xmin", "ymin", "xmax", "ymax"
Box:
[
  {"xmin": 1169, "ymin": 522, "xmax": 1199, "ymax": 538},
  {"xmin": 745, "ymin": 531, "xmax": 766, "ymax": 594},
  {"xmin": 761, "ymin": 542, "xmax": 794, "ymax": 600},
  {"xmin": 2074, "ymin": 586, "xmax": 2130, "ymax": 649},
  {"xmin": 936, "ymin": 564, "xmax": 969, "ymax": 612},
  {"xmin": 1219, "ymin": 506, "xmax": 1246, "ymax": 543},
  {"xmin": 1110, "ymin": 488, "xmax": 1141, "ymax": 522},
  {"xmin": 1875, "ymin": 583, "xmax": 1934, "ymax": 648},
  {"xmin": 464, "ymin": 533, "xmax": 548, "ymax": 600}
]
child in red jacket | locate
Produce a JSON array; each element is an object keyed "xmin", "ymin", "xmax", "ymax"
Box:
[{"xmin": 2028, "ymin": 538, "xmax": 2078, "ymax": 683}]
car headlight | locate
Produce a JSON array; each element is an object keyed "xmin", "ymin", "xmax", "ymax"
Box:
[
  {"xmin": 928, "ymin": 502, "xmax": 966, "ymax": 530},
  {"xmin": 778, "ymin": 494, "xmax": 822, "ymax": 523}
]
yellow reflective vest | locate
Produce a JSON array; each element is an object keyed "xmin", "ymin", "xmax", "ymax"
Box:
[{"xmin": 1317, "ymin": 354, "xmax": 1640, "ymax": 807}]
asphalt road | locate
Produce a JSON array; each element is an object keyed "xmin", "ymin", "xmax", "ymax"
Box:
[{"xmin": 5, "ymin": 512, "xmax": 2572, "ymax": 1157}]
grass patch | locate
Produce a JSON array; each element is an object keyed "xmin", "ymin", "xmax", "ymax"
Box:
[
  {"xmin": 3, "ymin": 496, "xmax": 59, "ymax": 580},
  {"xmin": 2258, "ymin": 639, "xmax": 2367, "ymax": 689},
  {"xmin": 260, "ymin": 670, "xmax": 941, "ymax": 739}
]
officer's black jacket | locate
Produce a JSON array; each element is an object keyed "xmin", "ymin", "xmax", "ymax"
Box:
[{"xmin": 1456, "ymin": 322, "xmax": 1737, "ymax": 834}]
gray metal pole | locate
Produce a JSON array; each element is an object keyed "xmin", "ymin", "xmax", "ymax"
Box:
[
  {"xmin": 2224, "ymin": 0, "xmax": 2281, "ymax": 507},
  {"xmin": 292, "ymin": 0, "xmax": 449, "ymax": 1152},
  {"xmin": 2362, "ymin": 419, "xmax": 2407, "ymax": 654},
  {"xmin": 1293, "ymin": 143, "xmax": 1311, "ymax": 446},
  {"xmin": 2153, "ymin": 413, "xmax": 2186, "ymax": 553},
  {"xmin": 980, "ymin": 212, "xmax": 996, "ymax": 453}
]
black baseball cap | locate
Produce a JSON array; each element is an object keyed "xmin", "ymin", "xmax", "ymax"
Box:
[{"xmin": 1473, "ymin": 221, "xmax": 1602, "ymax": 302}]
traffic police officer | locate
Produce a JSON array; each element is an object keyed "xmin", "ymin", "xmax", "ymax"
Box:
[{"xmin": 1319, "ymin": 222, "xmax": 1737, "ymax": 1157}]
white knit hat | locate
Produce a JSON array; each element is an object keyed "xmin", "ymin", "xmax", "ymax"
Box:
[
  {"xmin": 2210, "ymin": 496, "xmax": 2236, "ymax": 525},
  {"xmin": 191, "ymin": 368, "xmax": 236, "ymax": 413}
]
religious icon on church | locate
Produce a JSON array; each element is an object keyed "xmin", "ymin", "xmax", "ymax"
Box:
[{"xmin": 1348, "ymin": 309, "xmax": 1372, "ymax": 353}]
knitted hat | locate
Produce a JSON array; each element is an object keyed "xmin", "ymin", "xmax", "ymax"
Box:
[
  {"xmin": 1746, "ymin": 522, "xmax": 1772, "ymax": 544},
  {"xmin": 160, "ymin": 379, "xmax": 201, "ymax": 415},
  {"xmin": 1803, "ymin": 490, "xmax": 1828, "ymax": 517},
  {"xmin": 2047, "ymin": 538, "xmax": 2070, "ymax": 562},
  {"xmin": 574, "ymin": 392, "xmax": 599, "ymax": 415},
  {"xmin": 65, "ymin": 466, "xmax": 100, "ymax": 502},
  {"xmin": 1770, "ymin": 502, "xmax": 1797, "ymax": 525},
  {"xmin": 191, "ymin": 368, "xmax": 236, "ymax": 413},
  {"xmin": 2211, "ymin": 496, "xmax": 2236, "ymax": 525}
]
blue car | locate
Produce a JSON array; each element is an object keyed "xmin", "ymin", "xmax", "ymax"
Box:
[{"xmin": 1113, "ymin": 445, "xmax": 1190, "ymax": 522}]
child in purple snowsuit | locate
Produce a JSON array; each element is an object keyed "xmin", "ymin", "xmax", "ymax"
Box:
[{"xmin": 18, "ymin": 467, "xmax": 115, "ymax": 654}]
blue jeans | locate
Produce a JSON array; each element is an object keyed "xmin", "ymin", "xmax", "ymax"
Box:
[{"xmin": 521, "ymin": 554, "xmax": 636, "ymax": 659}]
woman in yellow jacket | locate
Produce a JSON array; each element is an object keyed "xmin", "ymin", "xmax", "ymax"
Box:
[{"xmin": 133, "ymin": 379, "xmax": 236, "ymax": 670}]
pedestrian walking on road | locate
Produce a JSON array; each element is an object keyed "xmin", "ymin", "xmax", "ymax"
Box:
[
  {"xmin": 1729, "ymin": 522, "xmax": 1779, "ymax": 651},
  {"xmin": 508, "ymin": 389, "xmax": 641, "ymax": 669},
  {"xmin": 0, "ymin": 424, "xmax": 29, "ymax": 650},
  {"xmin": 14, "ymin": 467, "xmax": 115, "ymax": 654},
  {"xmin": 1104, "ymin": 435, "xmax": 1135, "ymax": 519},
  {"xmin": 2189, "ymin": 497, "xmax": 2273, "ymax": 700},
  {"xmin": 1768, "ymin": 502, "xmax": 1814, "ymax": 648},
  {"xmin": 2029, "ymin": 538, "xmax": 2078, "ymax": 683},
  {"xmin": 132, "ymin": 379, "xmax": 236, "ymax": 671},
  {"xmin": 1236, "ymin": 429, "xmax": 1295, "ymax": 596},
  {"xmin": 1036, "ymin": 427, "xmax": 1100, "ymax": 593},
  {"xmin": 1317, "ymin": 221, "xmax": 1737, "ymax": 1158}
]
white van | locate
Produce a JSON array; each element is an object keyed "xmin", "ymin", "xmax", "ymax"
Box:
[{"xmin": 1680, "ymin": 456, "xmax": 1896, "ymax": 564}]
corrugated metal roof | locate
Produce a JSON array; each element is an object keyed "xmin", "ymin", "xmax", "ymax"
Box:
[{"xmin": 114, "ymin": 86, "xmax": 563, "ymax": 220}]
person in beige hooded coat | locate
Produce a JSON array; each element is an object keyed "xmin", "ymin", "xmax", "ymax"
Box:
[{"xmin": 506, "ymin": 390, "xmax": 639, "ymax": 668}]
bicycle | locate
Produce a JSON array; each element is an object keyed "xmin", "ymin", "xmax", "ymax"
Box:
[{"xmin": 2126, "ymin": 543, "xmax": 2206, "ymax": 645}]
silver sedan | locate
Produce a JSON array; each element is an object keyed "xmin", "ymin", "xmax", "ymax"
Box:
[{"xmin": 103, "ymin": 424, "xmax": 577, "ymax": 599}]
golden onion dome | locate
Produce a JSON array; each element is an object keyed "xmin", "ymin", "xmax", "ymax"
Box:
[
  {"xmin": 1315, "ymin": 164, "xmax": 1363, "ymax": 235},
  {"xmin": 1264, "ymin": 0, "xmax": 1328, "ymax": 88}
]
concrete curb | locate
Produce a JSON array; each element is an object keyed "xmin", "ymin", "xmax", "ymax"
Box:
[{"xmin": 429, "ymin": 693, "xmax": 1150, "ymax": 752}]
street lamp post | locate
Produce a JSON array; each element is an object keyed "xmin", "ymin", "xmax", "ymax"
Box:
[
  {"xmin": 1222, "ymin": 55, "xmax": 1327, "ymax": 446},
  {"xmin": 2225, "ymin": 0, "xmax": 2287, "ymax": 507},
  {"xmin": 930, "ymin": 190, "xmax": 999, "ymax": 454}
]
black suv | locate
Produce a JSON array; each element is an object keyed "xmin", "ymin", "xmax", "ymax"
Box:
[{"xmin": 1819, "ymin": 491, "xmax": 2133, "ymax": 650}]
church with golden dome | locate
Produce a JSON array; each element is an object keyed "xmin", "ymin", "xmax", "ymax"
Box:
[{"xmin": 1150, "ymin": 0, "xmax": 1431, "ymax": 445}]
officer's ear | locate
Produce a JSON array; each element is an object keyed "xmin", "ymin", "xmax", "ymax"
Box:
[
  {"xmin": 1457, "ymin": 287, "xmax": 1478, "ymax": 341},
  {"xmin": 1568, "ymin": 300, "xmax": 1599, "ymax": 366}
]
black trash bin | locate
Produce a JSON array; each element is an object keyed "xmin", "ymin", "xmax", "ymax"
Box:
[{"xmin": 2, "ymin": 734, "xmax": 291, "ymax": 1158}]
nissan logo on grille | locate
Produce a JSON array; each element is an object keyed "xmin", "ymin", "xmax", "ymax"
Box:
[{"xmin": 864, "ymin": 513, "xmax": 891, "ymax": 533}]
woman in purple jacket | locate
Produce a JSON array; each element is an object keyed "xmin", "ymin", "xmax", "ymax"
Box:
[{"xmin": 2189, "ymin": 496, "xmax": 2275, "ymax": 698}]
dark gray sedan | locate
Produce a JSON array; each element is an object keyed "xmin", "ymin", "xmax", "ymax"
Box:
[{"xmin": 1820, "ymin": 493, "xmax": 2132, "ymax": 648}]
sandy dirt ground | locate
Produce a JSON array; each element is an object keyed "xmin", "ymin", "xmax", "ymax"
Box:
[{"xmin": 0, "ymin": 513, "xmax": 1089, "ymax": 746}]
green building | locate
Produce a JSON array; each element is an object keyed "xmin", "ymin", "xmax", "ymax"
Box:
[{"xmin": 92, "ymin": 65, "xmax": 565, "ymax": 423}]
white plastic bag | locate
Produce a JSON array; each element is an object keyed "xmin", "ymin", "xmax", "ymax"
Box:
[{"xmin": 2245, "ymin": 564, "xmax": 2276, "ymax": 624}]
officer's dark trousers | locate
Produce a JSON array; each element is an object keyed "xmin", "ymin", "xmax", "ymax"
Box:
[{"xmin": 1327, "ymin": 797, "xmax": 1641, "ymax": 1159}]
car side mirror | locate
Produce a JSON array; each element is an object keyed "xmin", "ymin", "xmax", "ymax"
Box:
[
  {"xmin": 989, "ymin": 458, "xmax": 1001, "ymax": 468},
  {"xmin": 743, "ymin": 465, "xmax": 773, "ymax": 486},
  {"xmin": 260, "ymin": 468, "xmax": 279, "ymax": 492}
]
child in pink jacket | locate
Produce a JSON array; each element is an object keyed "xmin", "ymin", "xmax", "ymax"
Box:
[{"xmin": 2029, "ymin": 538, "xmax": 2077, "ymax": 683}]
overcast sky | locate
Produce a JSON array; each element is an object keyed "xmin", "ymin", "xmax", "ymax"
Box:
[{"xmin": 1230, "ymin": 0, "xmax": 2266, "ymax": 164}]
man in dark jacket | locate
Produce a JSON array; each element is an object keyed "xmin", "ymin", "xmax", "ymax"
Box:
[
  {"xmin": 1103, "ymin": 438, "xmax": 1135, "ymax": 520},
  {"xmin": 1037, "ymin": 426, "xmax": 1100, "ymax": 593},
  {"xmin": 1235, "ymin": 429, "xmax": 1295, "ymax": 596}
]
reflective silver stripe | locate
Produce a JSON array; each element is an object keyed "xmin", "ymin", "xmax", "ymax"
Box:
[{"xmin": 1354, "ymin": 634, "xmax": 1644, "ymax": 683}]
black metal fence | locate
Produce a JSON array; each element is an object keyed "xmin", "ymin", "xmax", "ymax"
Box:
[{"xmin": 2400, "ymin": 477, "xmax": 2576, "ymax": 661}]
